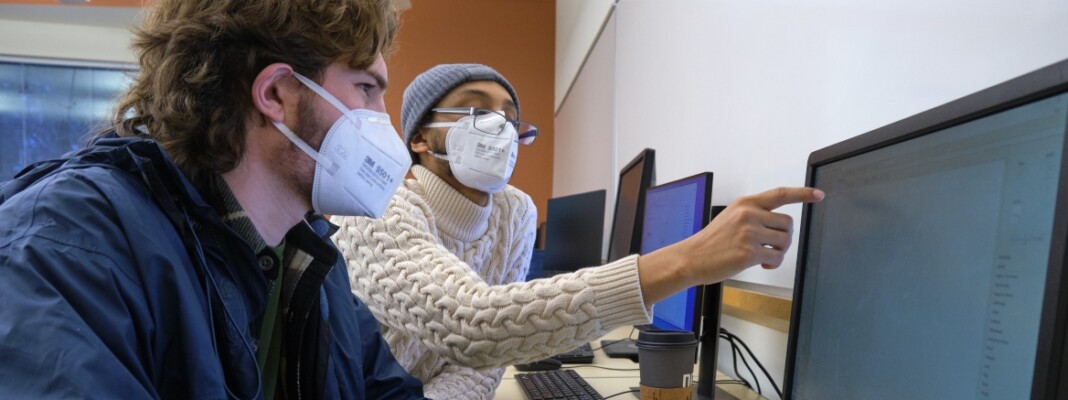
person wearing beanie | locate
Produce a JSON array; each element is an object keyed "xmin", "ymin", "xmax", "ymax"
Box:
[{"xmin": 330, "ymin": 64, "xmax": 824, "ymax": 399}]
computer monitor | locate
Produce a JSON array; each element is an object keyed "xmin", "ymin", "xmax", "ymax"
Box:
[
  {"xmin": 607, "ymin": 149, "xmax": 656, "ymax": 262},
  {"xmin": 542, "ymin": 189, "xmax": 607, "ymax": 276},
  {"xmin": 641, "ymin": 172, "xmax": 714, "ymax": 334},
  {"xmin": 784, "ymin": 59, "xmax": 1068, "ymax": 400},
  {"xmin": 600, "ymin": 172, "xmax": 713, "ymax": 362}
]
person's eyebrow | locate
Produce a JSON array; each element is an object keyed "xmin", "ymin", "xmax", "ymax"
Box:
[
  {"xmin": 452, "ymin": 89, "xmax": 493, "ymax": 102},
  {"xmin": 363, "ymin": 69, "xmax": 388, "ymax": 91},
  {"xmin": 452, "ymin": 89, "xmax": 517, "ymax": 115},
  {"xmin": 502, "ymin": 99, "xmax": 518, "ymax": 114}
]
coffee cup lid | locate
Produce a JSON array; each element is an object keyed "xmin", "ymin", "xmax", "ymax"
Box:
[{"xmin": 635, "ymin": 330, "xmax": 698, "ymax": 350}]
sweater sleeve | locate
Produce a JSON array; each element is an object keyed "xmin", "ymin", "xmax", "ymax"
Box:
[
  {"xmin": 422, "ymin": 365, "xmax": 505, "ymax": 400},
  {"xmin": 333, "ymin": 193, "xmax": 652, "ymax": 369}
]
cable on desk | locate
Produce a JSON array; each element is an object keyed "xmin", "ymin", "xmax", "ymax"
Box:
[
  {"xmin": 704, "ymin": 330, "xmax": 756, "ymax": 392},
  {"xmin": 602, "ymin": 387, "xmax": 640, "ymax": 399},
  {"xmin": 702, "ymin": 328, "xmax": 754, "ymax": 392},
  {"xmin": 720, "ymin": 331, "xmax": 758, "ymax": 394},
  {"xmin": 720, "ymin": 328, "xmax": 784, "ymax": 399},
  {"xmin": 722, "ymin": 328, "xmax": 783, "ymax": 398}
]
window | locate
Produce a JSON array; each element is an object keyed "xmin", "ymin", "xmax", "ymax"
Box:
[{"xmin": 0, "ymin": 57, "xmax": 134, "ymax": 181}]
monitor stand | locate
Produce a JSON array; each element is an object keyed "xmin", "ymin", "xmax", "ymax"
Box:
[
  {"xmin": 600, "ymin": 324, "xmax": 653, "ymax": 361},
  {"xmin": 697, "ymin": 283, "xmax": 724, "ymax": 399},
  {"xmin": 600, "ymin": 338, "xmax": 640, "ymax": 361}
]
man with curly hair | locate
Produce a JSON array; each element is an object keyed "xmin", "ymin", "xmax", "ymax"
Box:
[{"xmin": 0, "ymin": 0, "xmax": 428, "ymax": 398}]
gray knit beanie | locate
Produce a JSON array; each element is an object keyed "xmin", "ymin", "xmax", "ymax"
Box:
[{"xmin": 401, "ymin": 63, "xmax": 519, "ymax": 162}]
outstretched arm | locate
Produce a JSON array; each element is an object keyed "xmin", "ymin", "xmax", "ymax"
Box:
[
  {"xmin": 335, "ymin": 186, "xmax": 823, "ymax": 370},
  {"xmin": 335, "ymin": 194, "xmax": 651, "ymax": 369}
]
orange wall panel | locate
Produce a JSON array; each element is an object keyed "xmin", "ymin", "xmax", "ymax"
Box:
[{"xmin": 388, "ymin": 0, "xmax": 555, "ymax": 223}]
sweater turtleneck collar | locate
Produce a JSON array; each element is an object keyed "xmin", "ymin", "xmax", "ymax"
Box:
[{"xmin": 410, "ymin": 165, "xmax": 492, "ymax": 242}]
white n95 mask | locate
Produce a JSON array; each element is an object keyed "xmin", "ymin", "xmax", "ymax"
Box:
[
  {"xmin": 425, "ymin": 113, "xmax": 518, "ymax": 193},
  {"xmin": 272, "ymin": 72, "xmax": 411, "ymax": 218}
]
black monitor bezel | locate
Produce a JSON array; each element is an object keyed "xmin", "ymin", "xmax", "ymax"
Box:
[
  {"xmin": 607, "ymin": 148, "xmax": 657, "ymax": 262},
  {"xmin": 783, "ymin": 59, "xmax": 1068, "ymax": 400},
  {"xmin": 642, "ymin": 171, "xmax": 715, "ymax": 334}
]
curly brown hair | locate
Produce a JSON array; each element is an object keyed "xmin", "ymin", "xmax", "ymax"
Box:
[{"xmin": 111, "ymin": 0, "xmax": 397, "ymax": 185}]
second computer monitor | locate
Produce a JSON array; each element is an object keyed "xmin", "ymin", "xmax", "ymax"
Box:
[
  {"xmin": 607, "ymin": 148, "xmax": 656, "ymax": 262},
  {"xmin": 543, "ymin": 189, "xmax": 607, "ymax": 276},
  {"xmin": 640, "ymin": 172, "xmax": 714, "ymax": 333}
]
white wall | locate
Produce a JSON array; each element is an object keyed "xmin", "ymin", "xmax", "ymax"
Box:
[
  {"xmin": 557, "ymin": 1, "xmax": 1068, "ymax": 398},
  {"xmin": 554, "ymin": 12, "xmax": 617, "ymax": 259},
  {"xmin": 555, "ymin": 0, "xmax": 616, "ymax": 111},
  {"xmin": 612, "ymin": 0, "xmax": 1068, "ymax": 289}
]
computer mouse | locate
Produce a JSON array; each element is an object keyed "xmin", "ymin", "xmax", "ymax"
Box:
[{"xmin": 513, "ymin": 358, "xmax": 563, "ymax": 372}]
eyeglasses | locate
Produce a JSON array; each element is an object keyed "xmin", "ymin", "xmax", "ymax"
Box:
[{"xmin": 428, "ymin": 107, "xmax": 539, "ymax": 145}]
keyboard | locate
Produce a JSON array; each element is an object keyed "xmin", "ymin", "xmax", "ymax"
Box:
[
  {"xmin": 550, "ymin": 342, "xmax": 594, "ymax": 364},
  {"xmin": 516, "ymin": 369, "xmax": 605, "ymax": 400}
]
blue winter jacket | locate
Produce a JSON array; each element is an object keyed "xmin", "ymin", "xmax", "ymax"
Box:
[{"xmin": 0, "ymin": 137, "xmax": 428, "ymax": 399}]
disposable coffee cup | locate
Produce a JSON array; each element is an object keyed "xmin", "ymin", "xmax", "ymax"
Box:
[{"xmin": 637, "ymin": 330, "xmax": 698, "ymax": 400}]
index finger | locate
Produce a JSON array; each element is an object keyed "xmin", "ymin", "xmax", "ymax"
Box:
[{"xmin": 746, "ymin": 187, "xmax": 825, "ymax": 210}]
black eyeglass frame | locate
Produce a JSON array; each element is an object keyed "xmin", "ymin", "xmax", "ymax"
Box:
[{"xmin": 429, "ymin": 107, "xmax": 539, "ymax": 145}]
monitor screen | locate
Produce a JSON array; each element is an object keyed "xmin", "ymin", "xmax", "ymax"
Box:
[
  {"xmin": 641, "ymin": 173, "xmax": 713, "ymax": 332},
  {"xmin": 785, "ymin": 60, "xmax": 1068, "ymax": 399},
  {"xmin": 607, "ymin": 149, "xmax": 655, "ymax": 262},
  {"xmin": 543, "ymin": 189, "xmax": 607, "ymax": 274}
]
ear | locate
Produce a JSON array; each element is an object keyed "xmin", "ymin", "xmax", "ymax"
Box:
[
  {"xmin": 410, "ymin": 129, "xmax": 431, "ymax": 154},
  {"xmin": 251, "ymin": 63, "xmax": 300, "ymax": 124}
]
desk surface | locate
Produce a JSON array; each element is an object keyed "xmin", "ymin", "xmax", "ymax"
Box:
[{"xmin": 494, "ymin": 326, "xmax": 765, "ymax": 399}]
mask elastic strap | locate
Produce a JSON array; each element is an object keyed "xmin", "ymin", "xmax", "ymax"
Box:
[
  {"xmin": 291, "ymin": 72, "xmax": 350, "ymax": 116},
  {"xmin": 423, "ymin": 121, "xmax": 455, "ymax": 162},
  {"xmin": 424, "ymin": 122, "xmax": 458, "ymax": 129},
  {"xmin": 427, "ymin": 150, "xmax": 450, "ymax": 162},
  {"xmin": 271, "ymin": 120, "xmax": 338, "ymax": 174}
]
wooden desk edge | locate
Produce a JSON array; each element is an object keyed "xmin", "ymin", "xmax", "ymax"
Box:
[{"xmin": 721, "ymin": 286, "xmax": 792, "ymax": 334}]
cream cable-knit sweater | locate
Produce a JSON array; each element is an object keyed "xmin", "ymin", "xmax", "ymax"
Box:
[{"xmin": 333, "ymin": 165, "xmax": 652, "ymax": 399}]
